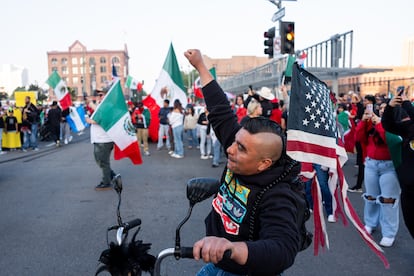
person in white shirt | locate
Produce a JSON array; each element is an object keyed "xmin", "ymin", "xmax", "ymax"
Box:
[{"xmin": 86, "ymin": 89, "xmax": 116, "ymax": 190}]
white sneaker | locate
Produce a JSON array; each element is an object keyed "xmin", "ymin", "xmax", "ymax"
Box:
[
  {"xmin": 168, "ymin": 150, "xmax": 174, "ymax": 155},
  {"xmin": 64, "ymin": 139, "xmax": 68, "ymax": 144},
  {"xmin": 171, "ymin": 153, "xmax": 183, "ymax": 159},
  {"xmin": 68, "ymin": 136, "xmax": 73, "ymax": 142},
  {"xmin": 0, "ymin": 151, "xmax": 6, "ymax": 155},
  {"xmin": 201, "ymin": 155, "xmax": 209, "ymax": 160},
  {"xmin": 379, "ymin": 237, "xmax": 395, "ymax": 247},
  {"xmin": 327, "ymin": 215, "xmax": 336, "ymax": 223},
  {"xmin": 144, "ymin": 151, "xmax": 150, "ymax": 156},
  {"xmin": 364, "ymin": 225, "xmax": 373, "ymax": 235}
]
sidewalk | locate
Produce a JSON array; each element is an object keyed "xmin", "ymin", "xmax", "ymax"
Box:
[{"xmin": 0, "ymin": 129, "xmax": 90, "ymax": 164}]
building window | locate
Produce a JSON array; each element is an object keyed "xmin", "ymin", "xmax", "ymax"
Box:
[
  {"xmin": 73, "ymin": 77, "xmax": 79, "ymax": 84},
  {"xmin": 90, "ymin": 65, "xmax": 96, "ymax": 74},
  {"xmin": 101, "ymin": 76, "xmax": 107, "ymax": 83},
  {"xmin": 62, "ymin": 77, "xmax": 68, "ymax": 83},
  {"xmin": 72, "ymin": 67, "xmax": 78, "ymax": 74},
  {"xmin": 89, "ymin": 57, "xmax": 95, "ymax": 65},
  {"xmin": 100, "ymin": 66, "xmax": 107, "ymax": 73},
  {"xmin": 72, "ymin": 57, "xmax": 78, "ymax": 65},
  {"xmin": 112, "ymin": 56, "xmax": 120, "ymax": 64},
  {"xmin": 52, "ymin": 67, "xmax": 58, "ymax": 72},
  {"xmin": 61, "ymin": 58, "xmax": 67, "ymax": 65},
  {"xmin": 62, "ymin": 67, "xmax": 68, "ymax": 74},
  {"xmin": 100, "ymin": 57, "xmax": 106, "ymax": 64},
  {"xmin": 51, "ymin": 58, "xmax": 58, "ymax": 65}
]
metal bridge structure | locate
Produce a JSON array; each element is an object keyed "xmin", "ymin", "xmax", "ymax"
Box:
[{"xmin": 219, "ymin": 30, "xmax": 387, "ymax": 95}]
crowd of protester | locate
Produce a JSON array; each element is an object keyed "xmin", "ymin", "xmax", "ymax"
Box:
[{"xmin": 2, "ymin": 84, "xmax": 413, "ymax": 244}]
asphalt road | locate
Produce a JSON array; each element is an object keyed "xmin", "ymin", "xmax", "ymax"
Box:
[{"xmin": 0, "ymin": 131, "xmax": 412, "ymax": 276}]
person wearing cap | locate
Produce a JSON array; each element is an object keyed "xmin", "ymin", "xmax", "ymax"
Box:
[
  {"xmin": 3, "ymin": 107, "xmax": 21, "ymax": 151},
  {"xmin": 47, "ymin": 101, "xmax": 62, "ymax": 147},
  {"xmin": 245, "ymin": 86, "xmax": 275, "ymax": 118},
  {"xmin": 22, "ymin": 96, "xmax": 40, "ymax": 151},
  {"xmin": 86, "ymin": 89, "xmax": 116, "ymax": 191}
]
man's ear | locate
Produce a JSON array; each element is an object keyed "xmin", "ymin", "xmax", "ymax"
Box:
[{"xmin": 257, "ymin": 158, "xmax": 273, "ymax": 172}]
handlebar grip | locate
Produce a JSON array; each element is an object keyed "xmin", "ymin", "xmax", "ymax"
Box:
[
  {"xmin": 123, "ymin": 218, "xmax": 142, "ymax": 231},
  {"xmin": 180, "ymin": 247, "xmax": 232, "ymax": 260},
  {"xmin": 180, "ymin": 247, "xmax": 194, "ymax": 259},
  {"xmin": 223, "ymin": 249, "xmax": 232, "ymax": 260}
]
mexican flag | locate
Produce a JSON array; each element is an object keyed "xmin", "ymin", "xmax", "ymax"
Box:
[
  {"xmin": 143, "ymin": 43, "xmax": 187, "ymax": 141},
  {"xmin": 193, "ymin": 67, "xmax": 216, "ymax": 99},
  {"xmin": 91, "ymin": 80, "xmax": 142, "ymax": 165},
  {"xmin": 46, "ymin": 71, "xmax": 72, "ymax": 110},
  {"xmin": 125, "ymin": 75, "xmax": 139, "ymax": 90}
]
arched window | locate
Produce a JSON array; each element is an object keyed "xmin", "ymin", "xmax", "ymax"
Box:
[
  {"xmin": 89, "ymin": 57, "xmax": 95, "ymax": 65},
  {"xmin": 111, "ymin": 56, "xmax": 120, "ymax": 64},
  {"xmin": 51, "ymin": 58, "xmax": 58, "ymax": 65},
  {"xmin": 61, "ymin": 58, "xmax": 67, "ymax": 65},
  {"xmin": 100, "ymin": 57, "xmax": 106, "ymax": 64}
]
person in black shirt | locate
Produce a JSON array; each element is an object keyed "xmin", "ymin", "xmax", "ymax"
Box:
[
  {"xmin": 47, "ymin": 101, "xmax": 62, "ymax": 147},
  {"xmin": 185, "ymin": 49, "xmax": 301, "ymax": 276},
  {"xmin": 382, "ymin": 94, "xmax": 414, "ymax": 238},
  {"xmin": 22, "ymin": 96, "xmax": 40, "ymax": 151}
]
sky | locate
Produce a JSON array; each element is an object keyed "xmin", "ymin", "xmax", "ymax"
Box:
[{"xmin": 1, "ymin": 0, "xmax": 413, "ymax": 91}]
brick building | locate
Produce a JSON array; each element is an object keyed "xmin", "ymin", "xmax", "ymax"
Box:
[
  {"xmin": 47, "ymin": 40, "xmax": 129, "ymax": 101},
  {"xmin": 203, "ymin": 55, "xmax": 269, "ymax": 84}
]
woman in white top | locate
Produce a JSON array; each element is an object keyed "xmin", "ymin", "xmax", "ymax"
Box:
[{"xmin": 168, "ymin": 100, "xmax": 185, "ymax": 158}]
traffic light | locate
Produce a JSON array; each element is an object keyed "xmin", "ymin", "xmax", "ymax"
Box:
[
  {"xmin": 264, "ymin": 27, "xmax": 276, "ymax": 58},
  {"xmin": 280, "ymin": 21, "xmax": 295, "ymax": 54}
]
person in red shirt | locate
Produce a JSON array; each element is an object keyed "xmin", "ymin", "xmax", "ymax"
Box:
[
  {"xmin": 355, "ymin": 104, "xmax": 401, "ymax": 247},
  {"xmin": 234, "ymin": 95, "xmax": 247, "ymax": 123},
  {"xmin": 269, "ymin": 98, "xmax": 282, "ymax": 124}
]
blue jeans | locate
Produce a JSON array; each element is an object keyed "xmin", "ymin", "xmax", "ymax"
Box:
[
  {"xmin": 157, "ymin": 124, "xmax": 170, "ymax": 149},
  {"xmin": 172, "ymin": 125, "xmax": 184, "ymax": 156},
  {"xmin": 23, "ymin": 123, "xmax": 38, "ymax": 149},
  {"xmin": 363, "ymin": 158, "xmax": 401, "ymax": 238},
  {"xmin": 197, "ymin": 263, "xmax": 244, "ymax": 276},
  {"xmin": 187, "ymin": 128, "xmax": 198, "ymax": 147},
  {"xmin": 212, "ymin": 139, "xmax": 221, "ymax": 165},
  {"xmin": 199, "ymin": 126, "xmax": 211, "ymax": 156},
  {"xmin": 304, "ymin": 164, "xmax": 333, "ymax": 216}
]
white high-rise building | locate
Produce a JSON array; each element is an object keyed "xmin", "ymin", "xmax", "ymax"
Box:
[
  {"xmin": 402, "ymin": 37, "xmax": 414, "ymax": 67},
  {"xmin": 0, "ymin": 64, "xmax": 29, "ymax": 96}
]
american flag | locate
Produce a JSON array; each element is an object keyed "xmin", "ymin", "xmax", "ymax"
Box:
[{"xmin": 287, "ymin": 63, "xmax": 389, "ymax": 268}]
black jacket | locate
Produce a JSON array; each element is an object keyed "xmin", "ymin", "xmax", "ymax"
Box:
[{"xmin": 203, "ymin": 80, "xmax": 301, "ymax": 276}]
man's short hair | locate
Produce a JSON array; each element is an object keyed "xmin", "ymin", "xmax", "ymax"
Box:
[
  {"xmin": 242, "ymin": 117, "xmax": 286, "ymax": 154},
  {"xmin": 164, "ymin": 99, "xmax": 170, "ymax": 105}
]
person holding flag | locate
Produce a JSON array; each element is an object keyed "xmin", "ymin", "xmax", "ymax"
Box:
[
  {"xmin": 86, "ymin": 88, "xmax": 117, "ymax": 191},
  {"xmin": 86, "ymin": 81, "xmax": 143, "ymax": 191}
]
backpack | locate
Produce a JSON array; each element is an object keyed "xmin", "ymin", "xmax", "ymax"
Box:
[{"xmin": 248, "ymin": 159, "xmax": 313, "ymax": 252}]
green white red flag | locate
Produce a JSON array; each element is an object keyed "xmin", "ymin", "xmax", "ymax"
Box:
[
  {"xmin": 46, "ymin": 71, "xmax": 72, "ymax": 110},
  {"xmin": 91, "ymin": 80, "xmax": 142, "ymax": 165},
  {"xmin": 143, "ymin": 43, "xmax": 187, "ymax": 141},
  {"xmin": 125, "ymin": 75, "xmax": 139, "ymax": 90}
]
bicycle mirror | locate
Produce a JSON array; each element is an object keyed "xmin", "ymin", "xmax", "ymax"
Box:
[
  {"xmin": 113, "ymin": 174, "xmax": 122, "ymax": 193},
  {"xmin": 186, "ymin": 177, "xmax": 220, "ymax": 205}
]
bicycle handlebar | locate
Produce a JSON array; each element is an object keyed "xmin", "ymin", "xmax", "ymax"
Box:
[
  {"xmin": 179, "ymin": 247, "xmax": 232, "ymax": 260},
  {"xmin": 123, "ymin": 218, "xmax": 141, "ymax": 232}
]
